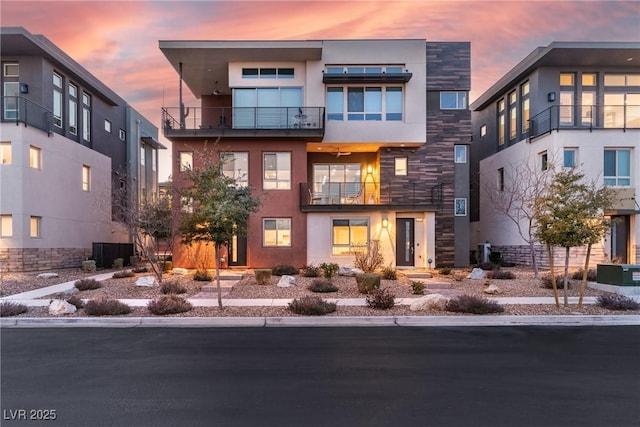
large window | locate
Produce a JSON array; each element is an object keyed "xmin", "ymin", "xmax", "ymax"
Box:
[
  {"xmin": 53, "ymin": 72, "xmax": 63, "ymax": 128},
  {"xmin": 82, "ymin": 93, "xmax": 91, "ymax": 141},
  {"xmin": 521, "ymin": 81, "xmax": 530, "ymax": 133},
  {"xmin": 604, "ymin": 93, "xmax": 640, "ymax": 128},
  {"xmin": 29, "ymin": 145, "xmax": 41, "ymax": 169},
  {"xmin": 604, "ymin": 149, "xmax": 631, "ymax": 186},
  {"xmin": 222, "ymin": 152, "xmax": 249, "ymax": 187},
  {"xmin": 332, "ymin": 218, "xmax": 368, "ymax": 255},
  {"xmin": 263, "ymin": 218, "xmax": 291, "ymax": 247},
  {"xmin": 233, "ymin": 87, "xmax": 302, "ymax": 128},
  {"xmin": 508, "ymin": 90, "xmax": 517, "ymax": 140},
  {"xmin": 559, "ymin": 73, "xmax": 575, "ymax": 126},
  {"xmin": 69, "ymin": 83, "xmax": 78, "ymax": 135},
  {"xmin": 263, "ymin": 152, "xmax": 291, "ymax": 190},
  {"xmin": 327, "ymin": 86, "xmax": 403, "ymax": 121},
  {"xmin": 440, "ymin": 92, "xmax": 467, "ymax": 110},
  {"xmin": 312, "ymin": 163, "xmax": 361, "ymax": 202},
  {"xmin": 1, "ymin": 214, "xmax": 12, "ymax": 237},
  {"xmin": 0, "ymin": 142, "xmax": 11, "ymax": 164},
  {"xmin": 3, "ymin": 63, "xmax": 19, "ymax": 120},
  {"xmin": 498, "ymin": 99, "xmax": 505, "ymax": 146},
  {"xmin": 179, "ymin": 152, "xmax": 193, "ymax": 172}
]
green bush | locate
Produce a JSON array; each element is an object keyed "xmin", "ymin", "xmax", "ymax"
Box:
[
  {"xmin": 303, "ymin": 264, "xmax": 321, "ymax": 277},
  {"xmin": 307, "ymin": 279, "xmax": 338, "ymax": 293},
  {"xmin": 148, "ymin": 295, "xmax": 192, "ymax": 315},
  {"xmin": 365, "ymin": 288, "xmax": 395, "ymax": 309},
  {"xmin": 571, "ymin": 269, "xmax": 597, "ymax": 281},
  {"xmin": 84, "ymin": 298, "xmax": 132, "ymax": 316},
  {"xmin": 112, "ymin": 270, "xmax": 135, "ymax": 279},
  {"xmin": 596, "ymin": 294, "xmax": 640, "ymax": 311},
  {"xmin": 74, "ymin": 278, "xmax": 102, "ymax": 291},
  {"xmin": 161, "ymin": 281, "xmax": 187, "ymax": 295},
  {"xmin": 272, "ymin": 264, "xmax": 299, "ymax": 276},
  {"xmin": 288, "ymin": 296, "xmax": 337, "ymax": 315},
  {"xmin": 356, "ymin": 273, "xmax": 381, "ymax": 294},
  {"xmin": 445, "ymin": 295, "xmax": 504, "ymax": 314},
  {"xmin": 320, "ymin": 263, "xmax": 339, "ymax": 279},
  {"xmin": 541, "ymin": 275, "xmax": 571, "ymax": 289},
  {"xmin": 487, "ymin": 270, "xmax": 516, "ymax": 280},
  {"xmin": 381, "ymin": 264, "xmax": 397, "ymax": 280},
  {"xmin": 0, "ymin": 301, "xmax": 28, "ymax": 317},
  {"xmin": 438, "ymin": 267, "xmax": 452, "ymax": 275},
  {"xmin": 254, "ymin": 269, "xmax": 272, "ymax": 285},
  {"xmin": 193, "ymin": 269, "xmax": 213, "ymax": 281},
  {"xmin": 411, "ymin": 280, "xmax": 426, "ymax": 295},
  {"xmin": 66, "ymin": 295, "xmax": 85, "ymax": 309}
]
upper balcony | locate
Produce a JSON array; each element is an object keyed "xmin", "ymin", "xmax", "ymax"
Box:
[
  {"xmin": 162, "ymin": 106, "xmax": 325, "ymax": 141},
  {"xmin": 529, "ymin": 104, "xmax": 640, "ymax": 141},
  {"xmin": 1, "ymin": 96, "xmax": 52, "ymax": 136}
]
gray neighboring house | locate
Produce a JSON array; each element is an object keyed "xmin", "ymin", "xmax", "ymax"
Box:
[
  {"xmin": 0, "ymin": 27, "xmax": 164, "ymax": 271},
  {"xmin": 470, "ymin": 42, "xmax": 640, "ymax": 267}
]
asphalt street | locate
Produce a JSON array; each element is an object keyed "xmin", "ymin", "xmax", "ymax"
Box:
[{"xmin": 1, "ymin": 326, "xmax": 639, "ymax": 427}]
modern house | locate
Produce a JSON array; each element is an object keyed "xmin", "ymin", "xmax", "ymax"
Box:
[
  {"xmin": 470, "ymin": 42, "xmax": 640, "ymax": 267},
  {"xmin": 160, "ymin": 39, "xmax": 470, "ymax": 270},
  {"xmin": 0, "ymin": 27, "xmax": 164, "ymax": 271}
]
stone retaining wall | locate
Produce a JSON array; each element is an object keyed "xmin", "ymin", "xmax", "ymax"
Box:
[
  {"xmin": 491, "ymin": 244, "xmax": 610, "ymax": 269},
  {"xmin": 0, "ymin": 248, "xmax": 91, "ymax": 272}
]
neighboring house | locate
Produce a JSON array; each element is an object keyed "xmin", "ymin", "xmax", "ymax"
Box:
[
  {"xmin": 160, "ymin": 39, "xmax": 470, "ymax": 269},
  {"xmin": 470, "ymin": 42, "xmax": 640, "ymax": 267},
  {"xmin": 0, "ymin": 27, "xmax": 164, "ymax": 271}
]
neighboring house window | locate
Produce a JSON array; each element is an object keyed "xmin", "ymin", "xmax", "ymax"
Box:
[
  {"xmin": 1, "ymin": 214, "xmax": 12, "ymax": 237},
  {"xmin": 480, "ymin": 124, "xmax": 487, "ymax": 137},
  {"xmin": 563, "ymin": 148, "xmax": 577, "ymax": 168},
  {"xmin": 30, "ymin": 216, "xmax": 41, "ymax": 238},
  {"xmin": 498, "ymin": 99, "xmax": 505, "ymax": 145},
  {"xmin": 604, "ymin": 149, "xmax": 631, "ymax": 186},
  {"xmin": 332, "ymin": 218, "xmax": 368, "ymax": 255},
  {"xmin": 119, "ymin": 129, "xmax": 126, "ymax": 141},
  {"xmin": 454, "ymin": 198, "xmax": 467, "ymax": 216},
  {"xmin": 69, "ymin": 83, "xmax": 78, "ymax": 135},
  {"xmin": 0, "ymin": 141, "xmax": 11, "ymax": 164},
  {"xmin": 540, "ymin": 151, "xmax": 548, "ymax": 171},
  {"xmin": 508, "ymin": 90, "xmax": 517, "ymax": 140},
  {"xmin": 82, "ymin": 93, "xmax": 91, "ymax": 141},
  {"xmin": 222, "ymin": 152, "xmax": 249, "ymax": 187},
  {"xmin": 263, "ymin": 152, "xmax": 291, "ymax": 190},
  {"xmin": 559, "ymin": 73, "xmax": 575, "ymax": 126},
  {"xmin": 454, "ymin": 145, "xmax": 467, "ymax": 163},
  {"xmin": 151, "ymin": 148, "xmax": 157, "ymax": 172},
  {"xmin": 29, "ymin": 146, "xmax": 41, "ymax": 169},
  {"xmin": 263, "ymin": 218, "xmax": 291, "ymax": 247},
  {"xmin": 3, "ymin": 63, "xmax": 19, "ymax": 120},
  {"xmin": 327, "ymin": 86, "xmax": 403, "ymax": 121},
  {"xmin": 498, "ymin": 168, "xmax": 505, "ymax": 192},
  {"xmin": 179, "ymin": 152, "xmax": 193, "ymax": 171},
  {"xmin": 395, "ymin": 157, "xmax": 408, "ymax": 175},
  {"xmin": 440, "ymin": 92, "xmax": 467, "ymax": 110},
  {"xmin": 53, "ymin": 72, "xmax": 63, "ymax": 128},
  {"xmin": 180, "ymin": 196, "xmax": 193, "ymax": 213},
  {"xmin": 104, "ymin": 119, "xmax": 112, "ymax": 133},
  {"xmin": 521, "ymin": 81, "xmax": 530, "ymax": 133},
  {"xmin": 82, "ymin": 165, "xmax": 90, "ymax": 191},
  {"xmin": 140, "ymin": 145, "xmax": 145, "ymax": 166}
]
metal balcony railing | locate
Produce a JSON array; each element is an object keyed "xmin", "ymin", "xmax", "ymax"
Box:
[
  {"xmin": 1, "ymin": 96, "xmax": 53, "ymax": 135},
  {"xmin": 529, "ymin": 104, "xmax": 640, "ymax": 140}
]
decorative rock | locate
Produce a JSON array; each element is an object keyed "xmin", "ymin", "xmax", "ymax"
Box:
[
  {"xmin": 38, "ymin": 272, "xmax": 59, "ymax": 279},
  {"xmin": 466, "ymin": 268, "xmax": 485, "ymax": 280},
  {"xmin": 172, "ymin": 268, "xmax": 188, "ymax": 275},
  {"xmin": 484, "ymin": 284, "xmax": 502, "ymax": 295},
  {"xmin": 62, "ymin": 287, "xmax": 79, "ymax": 296},
  {"xmin": 48, "ymin": 299, "xmax": 77, "ymax": 315},
  {"xmin": 277, "ymin": 275, "xmax": 296, "ymax": 288},
  {"xmin": 409, "ymin": 294, "xmax": 450, "ymax": 311},
  {"xmin": 338, "ymin": 266, "xmax": 365, "ymax": 276},
  {"xmin": 136, "ymin": 276, "xmax": 157, "ymax": 287}
]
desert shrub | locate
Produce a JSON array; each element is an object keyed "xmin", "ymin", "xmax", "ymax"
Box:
[
  {"xmin": 541, "ymin": 275, "xmax": 571, "ymax": 289},
  {"xmin": 0, "ymin": 301, "xmax": 28, "ymax": 317},
  {"xmin": 307, "ymin": 279, "xmax": 338, "ymax": 293},
  {"xmin": 66, "ymin": 295, "xmax": 85, "ymax": 309},
  {"xmin": 571, "ymin": 269, "xmax": 597, "ymax": 281},
  {"xmin": 254, "ymin": 269, "xmax": 272, "ymax": 285},
  {"xmin": 161, "ymin": 281, "xmax": 187, "ymax": 295},
  {"xmin": 112, "ymin": 270, "xmax": 135, "ymax": 279},
  {"xmin": 356, "ymin": 273, "xmax": 381, "ymax": 294},
  {"xmin": 303, "ymin": 264, "xmax": 321, "ymax": 277},
  {"xmin": 381, "ymin": 264, "xmax": 397, "ymax": 280},
  {"xmin": 445, "ymin": 295, "xmax": 504, "ymax": 314},
  {"xmin": 596, "ymin": 294, "xmax": 640, "ymax": 311},
  {"xmin": 411, "ymin": 280, "xmax": 426, "ymax": 295},
  {"xmin": 487, "ymin": 270, "xmax": 516, "ymax": 280},
  {"xmin": 148, "ymin": 295, "xmax": 192, "ymax": 315},
  {"xmin": 477, "ymin": 262, "xmax": 497, "ymax": 271},
  {"xmin": 84, "ymin": 298, "xmax": 132, "ymax": 316},
  {"xmin": 130, "ymin": 255, "xmax": 141, "ymax": 267},
  {"xmin": 452, "ymin": 272, "xmax": 466, "ymax": 282},
  {"xmin": 162, "ymin": 261, "xmax": 173, "ymax": 272},
  {"xmin": 438, "ymin": 267, "xmax": 452, "ymax": 275},
  {"xmin": 74, "ymin": 278, "xmax": 102, "ymax": 291},
  {"xmin": 132, "ymin": 266, "xmax": 149, "ymax": 273},
  {"xmin": 320, "ymin": 263, "xmax": 339, "ymax": 279},
  {"xmin": 366, "ymin": 288, "xmax": 395, "ymax": 309},
  {"xmin": 193, "ymin": 269, "xmax": 213, "ymax": 281},
  {"xmin": 272, "ymin": 264, "xmax": 299, "ymax": 276},
  {"xmin": 352, "ymin": 240, "xmax": 384, "ymax": 273},
  {"xmin": 81, "ymin": 260, "xmax": 96, "ymax": 273},
  {"xmin": 112, "ymin": 258, "xmax": 124, "ymax": 269},
  {"xmin": 288, "ymin": 296, "xmax": 337, "ymax": 315}
]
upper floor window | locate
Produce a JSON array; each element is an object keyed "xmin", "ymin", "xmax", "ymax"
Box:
[
  {"xmin": 559, "ymin": 73, "xmax": 575, "ymax": 126},
  {"xmin": 3, "ymin": 63, "xmax": 19, "ymax": 77},
  {"xmin": 454, "ymin": 198, "xmax": 467, "ymax": 216},
  {"xmin": 497, "ymin": 168, "xmax": 505, "ymax": 192},
  {"xmin": 454, "ymin": 145, "xmax": 467, "ymax": 163},
  {"xmin": 69, "ymin": 83, "xmax": 78, "ymax": 135},
  {"xmin": 540, "ymin": 151, "xmax": 548, "ymax": 171},
  {"xmin": 82, "ymin": 93, "xmax": 91, "ymax": 142},
  {"xmin": 508, "ymin": 90, "xmax": 517, "ymax": 139},
  {"xmin": 82, "ymin": 165, "xmax": 91, "ymax": 191},
  {"xmin": 563, "ymin": 148, "xmax": 577, "ymax": 168},
  {"xmin": 179, "ymin": 152, "xmax": 193, "ymax": 172},
  {"xmin": 440, "ymin": 92, "xmax": 467, "ymax": 110},
  {"xmin": 326, "ymin": 65, "xmax": 404, "ymax": 74},
  {"xmin": 327, "ymin": 86, "xmax": 403, "ymax": 121},
  {"xmin": 104, "ymin": 119, "xmax": 112, "ymax": 133},
  {"xmin": 395, "ymin": 157, "xmax": 408, "ymax": 175},
  {"xmin": 521, "ymin": 81, "xmax": 530, "ymax": 133},
  {"xmin": 263, "ymin": 152, "xmax": 291, "ymax": 190},
  {"xmin": 222, "ymin": 152, "xmax": 249, "ymax": 187},
  {"xmin": 604, "ymin": 149, "xmax": 631, "ymax": 186},
  {"xmin": 604, "ymin": 74, "xmax": 640, "ymax": 86},
  {"xmin": 3, "ymin": 64, "xmax": 19, "ymax": 120},
  {"xmin": 0, "ymin": 141, "xmax": 11, "ymax": 164},
  {"xmin": 242, "ymin": 68, "xmax": 295, "ymax": 79},
  {"xmin": 480, "ymin": 124, "xmax": 487, "ymax": 137},
  {"xmin": 498, "ymin": 99, "xmax": 506, "ymax": 146},
  {"xmin": 582, "ymin": 73, "xmax": 597, "ymax": 87},
  {"xmin": 53, "ymin": 72, "xmax": 63, "ymax": 128},
  {"xmin": 119, "ymin": 129, "xmax": 126, "ymax": 141},
  {"xmin": 29, "ymin": 145, "xmax": 41, "ymax": 169}
]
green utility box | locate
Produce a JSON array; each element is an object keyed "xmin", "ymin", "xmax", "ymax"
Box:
[{"xmin": 596, "ymin": 264, "xmax": 640, "ymax": 286}]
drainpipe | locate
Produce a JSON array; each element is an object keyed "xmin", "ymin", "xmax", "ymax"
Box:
[{"xmin": 179, "ymin": 62, "xmax": 185, "ymax": 129}]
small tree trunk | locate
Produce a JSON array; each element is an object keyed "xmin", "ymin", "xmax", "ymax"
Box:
[
  {"xmin": 156, "ymin": 238, "xmax": 163, "ymax": 283},
  {"xmin": 529, "ymin": 238, "xmax": 540, "ymax": 279},
  {"xmin": 214, "ymin": 244, "xmax": 223, "ymax": 309},
  {"xmin": 578, "ymin": 243, "xmax": 592, "ymax": 308},
  {"xmin": 547, "ymin": 244, "xmax": 559, "ymax": 307},
  {"xmin": 563, "ymin": 247, "xmax": 570, "ymax": 307}
]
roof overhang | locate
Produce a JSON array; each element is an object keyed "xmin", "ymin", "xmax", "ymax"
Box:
[{"xmin": 141, "ymin": 136, "xmax": 166, "ymax": 150}]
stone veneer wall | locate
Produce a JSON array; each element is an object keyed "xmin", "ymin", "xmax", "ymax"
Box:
[
  {"xmin": 0, "ymin": 248, "xmax": 91, "ymax": 272},
  {"xmin": 490, "ymin": 244, "xmax": 610, "ymax": 269}
]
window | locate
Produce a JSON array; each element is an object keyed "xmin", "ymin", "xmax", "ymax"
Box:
[
  {"xmin": 1, "ymin": 215, "xmax": 12, "ymax": 237},
  {"xmin": 69, "ymin": 83, "xmax": 78, "ymax": 135},
  {"xmin": 242, "ymin": 68, "xmax": 258, "ymax": 78},
  {"xmin": 454, "ymin": 145, "xmax": 467, "ymax": 163},
  {"xmin": 332, "ymin": 218, "xmax": 368, "ymax": 255},
  {"xmin": 119, "ymin": 129, "xmax": 126, "ymax": 141},
  {"xmin": 480, "ymin": 124, "xmax": 487, "ymax": 137},
  {"xmin": 440, "ymin": 92, "xmax": 467, "ymax": 110},
  {"xmin": 498, "ymin": 99, "xmax": 505, "ymax": 145},
  {"xmin": 242, "ymin": 68, "xmax": 295, "ymax": 79},
  {"xmin": 29, "ymin": 146, "xmax": 41, "ymax": 169},
  {"xmin": 140, "ymin": 145, "xmax": 145, "ymax": 166},
  {"xmin": 151, "ymin": 148, "xmax": 157, "ymax": 172},
  {"xmin": 581, "ymin": 91, "xmax": 596, "ymax": 126},
  {"xmin": 385, "ymin": 87, "xmax": 403, "ymax": 120},
  {"xmin": 540, "ymin": 151, "xmax": 548, "ymax": 171},
  {"xmin": 563, "ymin": 149, "xmax": 577, "ymax": 168},
  {"xmin": 521, "ymin": 82, "xmax": 530, "ymax": 133},
  {"xmin": 604, "ymin": 93, "xmax": 640, "ymax": 128},
  {"xmin": 508, "ymin": 90, "xmax": 517, "ymax": 139},
  {"xmin": 3, "ymin": 64, "xmax": 19, "ymax": 120},
  {"xmin": 3, "ymin": 63, "xmax": 19, "ymax": 77},
  {"xmin": 497, "ymin": 168, "xmax": 505, "ymax": 192},
  {"xmin": 263, "ymin": 218, "xmax": 291, "ymax": 247},
  {"xmin": 327, "ymin": 86, "xmax": 403, "ymax": 121},
  {"xmin": 395, "ymin": 157, "xmax": 408, "ymax": 175},
  {"xmin": 82, "ymin": 93, "xmax": 91, "ymax": 141},
  {"xmin": 0, "ymin": 142, "xmax": 11, "ymax": 164},
  {"xmin": 454, "ymin": 198, "xmax": 467, "ymax": 216},
  {"xmin": 327, "ymin": 87, "xmax": 344, "ymax": 121},
  {"xmin": 348, "ymin": 87, "xmax": 381, "ymax": 120},
  {"xmin": 233, "ymin": 87, "xmax": 302, "ymax": 128},
  {"xmin": 559, "ymin": 73, "xmax": 575, "ymax": 126},
  {"xmin": 263, "ymin": 152, "xmax": 291, "ymax": 190},
  {"xmin": 180, "ymin": 196, "xmax": 193, "ymax": 213},
  {"xmin": 104, "ymin": 119, "xmax": 112, "ymax": 133},
  {"xmin": 560, "ymin": 73, "xmax": 574, "ymax": 86},
  {"xmin": 326, "ymin": 65, "xmax": 404, "ymax": 74},
  {"xmin": 222, "ymin": 152, "xmax": 249, "ymax": 187},
  {"xmin": 53, "ymin": 72, "xmax": 63, "ymax": 128},
  {"xmin": 604, "ymin": 149, "xmax": 631, "ymax": 186},
  {"xmin": 82, "ymin": 165, "xmax": 90, "ymax": 191},
  {"xmin": 604, "ymin": 74, "xmax": 640, "ymax": 86},
  {"xmin": 582, "ymin": 73, "xmax": 597, "ymax": 87},
  {"xmin": 179, "ymin": 152, "xmax": 193, "ymax": 172},
  {"xmin": 30, "ymin": 216, "xmax": 41, "ymax": 238}
]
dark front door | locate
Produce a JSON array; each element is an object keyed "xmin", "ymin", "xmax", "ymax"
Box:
[
  {"xmin": 611, "ymin": 215, "xmax": 630, "ymax": 264},
  {"xmin": 228, "ymin": 235, "xmax": 247, "ymax": 266},
  {"xmin": 396, "ymin": 218, "xmax": 415, "ymax": 267}
]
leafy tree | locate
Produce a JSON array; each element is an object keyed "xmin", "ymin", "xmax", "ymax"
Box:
[
  {"xmin": 178, "ymin": 147, "xmax": 261, "ymax": 308},
  {"xmin": 136, "ymin": 198, "xmax": 175, "ymax": 283}
]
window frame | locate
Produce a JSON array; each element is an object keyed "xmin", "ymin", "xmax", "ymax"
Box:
[
  {"xmin": 497, "ymin": 168, "xmax": 505, "ymax": 192},
  {"xmin": 0, "ymin": 214, "xmax": 12, "ymax": 237},
  {"xmin": 179, "ymin": 152, "xmax": 193, "ymax": 172},
  {"xmin": 440, "ymin": 91, "xmax": 467, "ymax": 110},
  {"xmin": 82, "ymin": 92, "xmax": 91, "ymax": 142},
  {"xmin": 563, "ymin": 148, "xmax": 577, "ymax": 168},
  {"xmin": 540, "ymin": 151, "xmax": 549, "ymax": 171},
  {"xmin": 263, "ymin": 218, "xmax": 292, "ymax": 247},
  {"xmin": 53, "ymin": 72, "xmax": 63, "ymax": 128},
  {"xmin": 30, "ymin": 216, "xmax": 41, "ymax": 238},
  {"xmin": 604, "ymin": 149, "xmax": 631, "ymax": 186},
  {"xmin": 454, "ymin": 198, "xmax": 467, "ymax": 216},
  {"xmin": 331, "ymin": 218, "xmax": 369, "ymax": 256},
  {"xmin": 82, "ymin": 165, "xmax": 91, "ymax": 192},
  {"xmin": 454, "ymin": 145, "xmax": 467, "ymax": 163},
  {"xmin": 68, "ymin": 83, "xmax": 78, "ymax": 135},
  {"xmin": 0, "ymin": 141, "xmax": 11, "ymax": 164},
  {"xmin": 222, "ymin": 152, "xmax": 249, "ymax": 187},
  {"xmin": 326, "ymin": 86, "xmax": 403, "ymax": 121},
  {"xmin": 263, "ymin": 152, "xmax": 291, "ymax": 190},
  {"xmin": 394, "ymin": 157, "xmax": 408, "ymax": 176},
  {"xmin": 29, "ymin": 145, "xmax": 41, "ymax": 170},
  {"xmin": 104, "ymin": 119, "xmax": 112, "ymax": 133}
]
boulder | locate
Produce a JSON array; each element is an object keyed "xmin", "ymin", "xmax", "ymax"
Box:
[
  {"xmin": 38, "ymin": 272, "xmax": 59, "ymax": 279},
  {"xmin": 338, "ymin": 266, "xmax": 364, "ymax": 277},
  {"xmin": 484, "ymin": 284, "xmax": 502, "ymax": 295},
  {"xmin": 409, "ymin": 294, "xmax": 450, "ymax": 311},
  {"xmin": 172, "ymin": 268, "xmax": 189, "ymax": 275},
  {"xmin": 62, "ymin": 287, "xmax": 79, "ymax": 296},
  {"xmin": 276, "ymin": 275, "xmax": 296, "ymax": 288},
  {"xmin": 466, "ymin": 268, "xmax": 485, "ymax": 280},
  {"xmin": 48, "ymin": 299, "xmax": 77, "ymax": 315},
  {"xmin": 136, "ymin": 276, "xmax": 157, "ymax": 287}
]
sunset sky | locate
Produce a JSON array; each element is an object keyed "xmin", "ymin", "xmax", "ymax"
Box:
[{"xmin": 2, "ymin": 0, "xmax": 639, "ymax": 179}]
